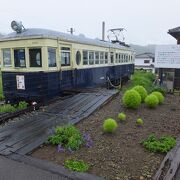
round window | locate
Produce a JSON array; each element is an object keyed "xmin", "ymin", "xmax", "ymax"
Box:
[{"xmin": 76, "ymin": 51, "xmax": 81, "ymax": 65}]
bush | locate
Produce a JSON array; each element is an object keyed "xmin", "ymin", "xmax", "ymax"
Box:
[
  {"xmin": 133, "ymin": 85, "xmax": 148, "ymax": 102},
  {"xmin": 151, "ymin": 86, "xmax": 166, "ymax": 96},
  {"xmin": 145, "ymin": 94, "xmax": 159, "ymax": 108},
  {"xmin": 123, "ymin": 90, "xmax": 141, "ymax": 109},
  {"xmin": 64, "ymin": 159, "xmax": 89, "ymax": 172},
  {"xmin": 17, "ymin": 101, "xmax": 28, "ymax": 110},
  {"xmin": 141, "ymin": 134, "xmax": 176, "ymax": 153},
  {"xmin": 136, "ymin": 118, "xmax": 143, "ymax": 126},
  {"xmin": 0, "ymin": 104, "xmax": 16, "ymax": 113},
  {"xmin": 118, "ymin": 112, "xmax": 126, "ymax": 121},
  {"xmin": 151, "ymin": 91, "xmax": 164, "ymax": 104},
  {"xmin": 48, "ymin": 125, "xmax": 84, "ymax": 151},
  {"xmin": 103, "ymin": 118, "xmax": 118, "ymax": 133}
]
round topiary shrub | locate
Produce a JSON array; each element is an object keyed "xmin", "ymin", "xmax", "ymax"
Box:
[
  {"xmin": 145, "ymin": 94, "xmax": 159, "ymax": 108},
  {"xmin": 122, "ymin": 90, "xmax": 141, "ymax": 109},
  {"xmin": 133, "ymin": 85, "xmax": 148, "ymax": 102},
  {"xmin": 118, "ymin": 112, "xmax": 126, "ymax": 121},
  {"xmin": 136, "ymin": 118, "xmax": 143, "ymax": 126},
  {"xmin": 103, "ymin": 118, "xmax": 118, "ymax": 133},
  {"xmin": 151, "ymin": 91, "xmax": 164, "ymax": 104}
]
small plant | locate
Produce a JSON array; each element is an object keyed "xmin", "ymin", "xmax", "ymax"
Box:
[
  {"xmin": 122, "ymin": 90, "xmax": 141, "ymax": 109},
  {"xmin": 64, "ymin": 159, "xmax": 89, "ymax": 172},
  {"xmin": 118, "ymin": 112, "xmax": 126, "ymax": 121},
  {"xmin": 0, "ymin": 104, "xmax": 16, "ymax": 113},
  {"xmin": 103, "ymin": 118, "xmax": 118, "ymax": 133},
  {"xmin": 145, "ymin": 94, "xmax": 159, "ymax": 108},
  {"xmin": 151, "ymin": 91, "xmax": 164, "ymax": 104},
  {"xmin": 133, "ymin": 85, "xmax": 148, "ymax": 102},
  {"xmin": 141, "ymin": 134, "xmax": 176, "ymax": 153},
  {"xmin": 48, "ymin": 124, "xmax": 84, "ymax": 151},
  {"xmin": 17, "ymin": 101, "xmax": 28, "ymax": 110},
  {"xmin": 136, "ymin": 118, "xmax": 143, "ymax": 126}
]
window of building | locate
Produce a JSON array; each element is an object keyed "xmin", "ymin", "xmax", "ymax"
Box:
[
  {"xmin": 29, "ymin": 48, "xmax": 42, "ymax": 67},
  {"xmin": 14, "ymin": 49, "xmax": 26, "ymax": 67},
  {"xmin": 76, "ymin": 51, "xmax": 81, "ymax": 65},
  {"xmin": 110, "ymin": 52, "xmax": 114, "ymax": 63},
  {"xmin": 105, "ymin": 52, "xmax": 108, "ymax": 64},
  {"xmin": 89, "ymin": 51, "xmax": 94, "ymax": 65},
  {"xmin": 83, "ymin": 51, "xmax": 88, "ymax": 65},
  {"xmin": 3, "ymin": 49, "xmax": 11, "ymax": 67},
  {"xmin": 61, "ymin": 47, "xmax": 70, "ymax": 66},
  {"xmin": 48, "ymin": 48, "xmax": 56, "ymax": 67},
  {"xmin": 95, "ymin": 51, "xmax": 99, "ymax": 64},
  {"xmin": 144, "ymin": 60, "xmax": 150, "ymax": 64}
]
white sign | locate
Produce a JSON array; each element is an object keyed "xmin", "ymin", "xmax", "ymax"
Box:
[
  {"xmin": 16, "ymin": 75, "xmax": 25, "ymax": 90},
  {"xmin": 155, "ymin": 45, "xmax": 180, "ymax": 68}
]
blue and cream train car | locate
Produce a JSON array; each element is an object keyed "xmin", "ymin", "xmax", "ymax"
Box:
[{"xmin": 0, "ymin": 26, "xmax": 135, "ymax": 103}]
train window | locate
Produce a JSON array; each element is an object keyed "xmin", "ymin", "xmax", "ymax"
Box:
[
  {"xmin": 29, "ymin": 48, "xmax": 42, "ymax": 67},
  {"xmin": 100, "ymin": 52, "xmax": 104, "ymax": 64},
  {"xmin": 61, "ymin": 47, "xmax": 70, "ymax": 66},
  {"xmin": 48, "ymin": 48, "xmax": 56, "ymax": 67},
  {"xmin": 105, "ymin": 52, "xmax": 108, "ymax": 64},
  {"xmin": 83, "ymin": 51, "xmax": 88, "ymax": 65},
  {"xmin": 14, "ymin": 49, "xmax": 26, "ymax": 68},
  {"xmin": 89, "ymin": 51, "xmax": 94, "ymax": 65},
  {"xmin": 115, "ymin": 53, "xmax": 118, "ymax": 63},
  {"xmin": 76, "ymin": 51, "xmax": 81, "ymax": 65},
  {"xmin": 95, "ymin": 51, "xmax": 99, "ymax": 64},
  {"xmin": 110, "ymin": 52, "xmax": 114, "ymax": 63},
  {"xmin": 3, "ymin": 49, "xmax": 11, "ymax": 67}
]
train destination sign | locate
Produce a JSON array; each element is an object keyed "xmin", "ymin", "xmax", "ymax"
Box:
[
  {"xmin": 155, "ymin": 45, "xmax": 180, "ymax": 68},
  {"xmin": 16, "ymin": 75, "xmax": 25, "ymax": 90}
]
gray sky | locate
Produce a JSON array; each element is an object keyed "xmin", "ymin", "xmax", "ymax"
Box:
[{"xmin": 0, "ymin": 0, "xmax": 179, "ymax": 45}]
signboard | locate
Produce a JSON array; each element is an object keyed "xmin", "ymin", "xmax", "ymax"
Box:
[
  {"xmin": 16, "ymin": 75, "xmax": 25, "ymax": 90},
  {"xmin": 155, "ymin": 45, "xmax": 180, "ymax": 68}
]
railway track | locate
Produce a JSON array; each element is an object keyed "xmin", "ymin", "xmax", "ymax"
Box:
[{"xmin": 0, "ymin": 89, "xmax": 117, "ymax": 157}]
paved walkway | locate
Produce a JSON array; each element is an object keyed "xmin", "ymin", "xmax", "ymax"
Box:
[{"xmin": 0, "ymin": 156, "xmax": 69, "ymax": 180}]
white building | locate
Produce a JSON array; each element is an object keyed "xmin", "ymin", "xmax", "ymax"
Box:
[{"xmin": 135, "ymin": 53, "xmax": 155, "ymax": 73}]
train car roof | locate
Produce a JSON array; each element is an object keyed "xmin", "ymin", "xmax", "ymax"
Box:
[{"xmin": 0, "ymin": 28, "xmax": 133, "ymax": 51}]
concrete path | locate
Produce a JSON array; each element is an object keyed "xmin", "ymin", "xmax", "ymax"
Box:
[{"xmin": 0, "ymin": 156, "xmax": 69, "ymax": 180}]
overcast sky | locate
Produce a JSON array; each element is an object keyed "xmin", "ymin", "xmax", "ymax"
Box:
[{"xmin": 0, "ymin": 0, "xmax": 179, "ymax": 45}]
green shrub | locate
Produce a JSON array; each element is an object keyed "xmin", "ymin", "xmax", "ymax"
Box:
[
  {"xmin": 0, "ymin": 104, "xmax": 16, "ymax": 113},
  {"xmin": 151, "ymin": 86, "xmax": 166, "ymax": 96},
  {"xmin": 145, "ymin": 94, "xmax": 159, "ymax": 108},
  {"xmin": 48, "ymin": 125, "xmax": 84, "ymax": 151},
  {"xmin": 17, "ymin": 101, "xmax": 28, "ymax": 110},
  {"xmin": 118, "ymin": 112, "xmax": 126, "ymax": 121},
  {"xmin": 141, "ymin": 134, "xmax": 176, "ymax": 153},
  {"xmin": 64, "ymin": 159, "xmax": 89, "ymax": 172},
  {"xmin": 151, "ymin": 91, "xmax": 164, "ymax": 104},
  {"xmin": 123, "ymin": 90, "xmax": 141, "ymax": 109},
  {"xmin": 136, "ymin": 118, "xmax": 143, "ymax": 126},
  {"xmin": 103, "ymin": 118, "xmax": 118, "ymax": 133},
  {"xmin": 133, "ymin": 85, "xmax": 148, "ymax": 102}
]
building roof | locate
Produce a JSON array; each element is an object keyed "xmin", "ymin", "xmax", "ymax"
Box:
[
  {"xmin": 135, "ymin": 52, "xmax": 154, "ymax": 58},
  {"xmin": 168, "ymin": 26, "xmax": 180, "ymax": 40},
  {"xmin": 0, "ymin": 28, "xmax": 133, "ymax": 51}
]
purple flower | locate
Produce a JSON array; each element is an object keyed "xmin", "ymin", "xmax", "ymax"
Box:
[
  {"xmin": 57, "ymin": 144, "xmax": 65, "ymax": 153},
  {"xmin": 83, "ymin": 133, "xmax": 93, "ymax": 148}
]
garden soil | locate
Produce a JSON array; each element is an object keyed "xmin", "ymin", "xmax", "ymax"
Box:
[{"xmin": 31, "ymin": 93, "xmax": 180, "ymax": 180}]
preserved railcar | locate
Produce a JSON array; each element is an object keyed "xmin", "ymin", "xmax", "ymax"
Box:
[{"xmin": 0, "ymin": 25, "xmax": 135, "ymax": 103}]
